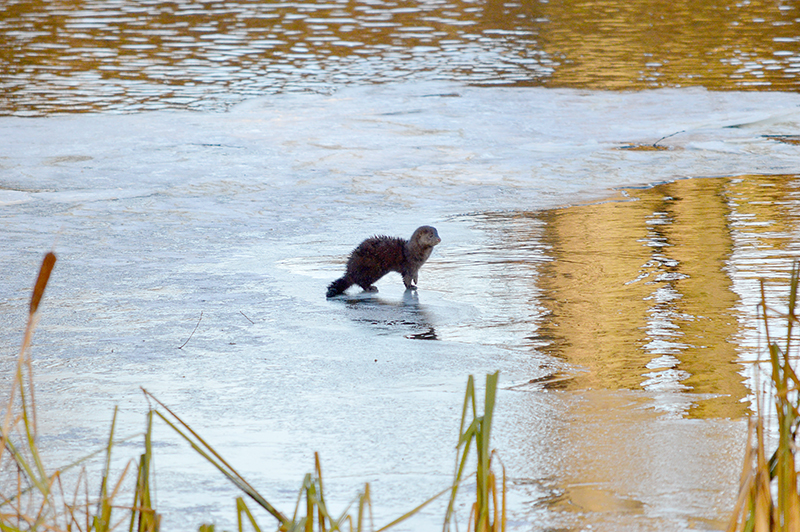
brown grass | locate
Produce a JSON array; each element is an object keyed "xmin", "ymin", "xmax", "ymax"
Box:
[
  {"xmin": 1, "ymin": 252, "xmax": 506, "ymax": 532},
  {"xmin": 728, "ymin": 263, "xmax": 800, "ymax": 532}
]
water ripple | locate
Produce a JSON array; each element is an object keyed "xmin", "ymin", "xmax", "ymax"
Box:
[{"xmin": 2, "ymin": 0, "xmax": 799, "ymax": 114}]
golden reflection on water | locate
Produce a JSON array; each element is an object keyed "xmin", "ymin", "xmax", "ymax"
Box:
[
  {"xmin": 541, "ymin": 388, "xmax": 745, "ymax": 530},
  {"xmin": 538, "ymin": 0, "xmax": 800, "ymax": 90},
  {"xmin": 1, "ymin": 0, "xmax": 798, "ymax": 113},
  {"xmin": 529, "ymin": 175, "xmax": 800, "ymax": 419}
]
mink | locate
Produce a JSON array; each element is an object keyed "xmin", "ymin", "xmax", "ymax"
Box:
[{"xmin": 326, "ymin": 225, "xmax": 441, "ymax": 297}]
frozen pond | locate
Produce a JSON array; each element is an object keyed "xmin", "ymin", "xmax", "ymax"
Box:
[
  {"xmin": 4, "ymin": 0, "xmax": 800, "ymax": 529},
  {"xmin": 4, "ymin": 83, "xmax": 800, "ymax": 530}
]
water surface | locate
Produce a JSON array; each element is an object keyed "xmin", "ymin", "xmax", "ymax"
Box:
[{"xmin": 2, "ymin": 0, "xmax": 800, "ymax": 114}]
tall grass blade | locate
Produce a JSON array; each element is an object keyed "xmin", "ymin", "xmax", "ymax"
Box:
[
  {"xmin": 23, "ymin": 251, "xmax": 55, "ymax": 441},
  {"xmin": 4, "ymin": 257, "xmax": 509, "ymax": 532},
  {"xmin": 2, "ymin": 252, "xmax": 151, "ymax": 532},
  {"xmin": 729, "ymin": 264, "xmax": 800, "ymax": 532},
  {"xmin": 314, "ymin": 453, "xmax": 327, "ymax": 532},
  {"xmin": 375, "ymin": 483, "xmax": 460, "ymax": 532},
  {"xmin": 443, "ymin": 371, "xmax": 504, "ymax": 532},
  {"xmin": 0, "ymin": 252, "xmax": 58, "ymax": 520},
  {"xmin": 131, "ymin": 409, "xmax": 160, "ymax": 532},
  {"xmin": 477, "ymin": 372, "xmax": 498, "ymax": 532},
  {"xmin": 142, "ymin": 389, "xmax": 289, "ymax": 527},
  {"xmin": 236, "ymin": 497, "xmax": 263, "ymax": 532},
  {"xmin": 444, "ymin": 375, "xmax": 476, "ymax": 529},
  {"xmin": 357, "ymin": 483, "xmax": 373, "ymax": 532},
  {"xmin": 94, "ymin": 407, "xmax": 119, "ymax": 532}
]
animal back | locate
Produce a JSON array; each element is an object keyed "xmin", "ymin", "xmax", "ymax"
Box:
[{"xmin": 347, "ymin": 236, "xmax": 406, "ymax": 286}]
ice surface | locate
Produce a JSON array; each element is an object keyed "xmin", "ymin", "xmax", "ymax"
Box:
[{"xmin": 2, "ymin": 82, "xmax": 796, "ymax": 530}]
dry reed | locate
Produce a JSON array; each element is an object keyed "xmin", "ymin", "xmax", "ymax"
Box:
[
  {"xmin": 1, "ymin": 252, "xmax": 506, "ymax": 532},
  {"xmin": 728, "ymin": 262, "xmax": 800, "ymax": 532}
]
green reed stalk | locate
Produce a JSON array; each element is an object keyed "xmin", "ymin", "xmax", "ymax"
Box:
[
  {"xmin": 4, "ymin": 251, "xmax": 508, "ymax": 532},
  {"xmin": 729, "ymin": 262, "xmax": 800, "ymax": 532},
  {"xmin": 145, "ymin": 372, "xmax": 504, "ymax": 532},
  {"xmin": 443, "ymin": 371, "xmax": 504, "ymax": 532},
  {"xmin": 141, "ymin": 389, "xmax": 290, "ymax": 528},
  {"xmin": 0, "ymin": 253, "xmax": 57, "ymax": 529},
  {"xmin": 1, "ymin": 252, "xmax": 155, "ymax": 532}
]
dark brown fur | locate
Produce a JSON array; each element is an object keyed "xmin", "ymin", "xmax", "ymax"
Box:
[{"xmin": 326, "ymin": 226, "xmax": 441, "ymax": 297}]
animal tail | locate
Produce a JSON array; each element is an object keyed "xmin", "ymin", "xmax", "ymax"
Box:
[{"xmin": 326, "ymin": 276, "xmax": 352, "ymax": 298}]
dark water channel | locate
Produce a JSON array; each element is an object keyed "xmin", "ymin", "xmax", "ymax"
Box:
[
  {"xmin": 2, "ymin": 0, "xmax": 800, "ymax": 114},
  {"xmin": 3, "ymin": 0, "xmax": 800, "ymax": 531}
]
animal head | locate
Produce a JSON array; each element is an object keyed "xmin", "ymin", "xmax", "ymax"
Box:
[{"xmin": 413, "ymin": 225, "xmax": 441, "ymax": 247}]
